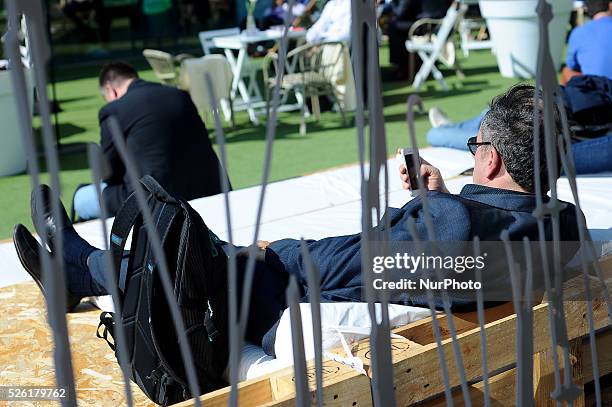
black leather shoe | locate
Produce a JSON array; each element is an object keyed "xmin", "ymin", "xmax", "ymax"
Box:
[
  {"xmin": 30, "ymin": 184, "xmax": 72, "ymax": 253},
  {"xmin": 13, "ymin": 224, "xmax": 82, "ymax": 312}
]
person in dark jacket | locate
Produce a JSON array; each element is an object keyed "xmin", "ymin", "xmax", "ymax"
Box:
[
  {"xmin": 14, "ymin": 85, "xmax": 580, "ymax": 382},
  {"xmin": 72, "ymin": 62, "xmax": 229, "ymax": 220},
  {"xmin": 386, "ymin": 0, "xmax": 453, "ymax": 80}
]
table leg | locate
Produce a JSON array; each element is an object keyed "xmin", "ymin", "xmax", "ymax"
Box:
[{"xmin": 226, "ymin": 47, "xmax": 259, "ymax": 125}]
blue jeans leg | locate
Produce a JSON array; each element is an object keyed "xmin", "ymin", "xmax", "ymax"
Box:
[
  {"xmin": 69, "ymin": 249, "xmax": 131, "ymax": 297},
  {"xmin": 426, "ymin": 109, "xmax": 489, "ymax": 151},
  {"xmin": 571, "ymin": 134, "xmax": 612, "ymax": 174},
  {"xmin": 73, "ymin": 182, "xmax": 107, "ymax": 220},
  {"xmin": 65, "ymin": 249, "xmax": 109, "ymax": 297}
]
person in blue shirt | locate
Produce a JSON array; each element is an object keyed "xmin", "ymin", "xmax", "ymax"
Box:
[{"xmin": 562, "ymin": 0, "xmax": 612, "ymax": 84}]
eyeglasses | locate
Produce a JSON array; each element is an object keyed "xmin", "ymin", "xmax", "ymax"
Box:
[{"xmin": 467, "ymin": 136, "xmax": 492, "ymax": 156}]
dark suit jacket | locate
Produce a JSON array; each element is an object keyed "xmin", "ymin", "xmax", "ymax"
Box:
[
  {"xmin": 393, "ymin": 0, "xmax": 453, "ymax": 23},
  {"xmin": 99, "ymin": 79, "xmax": 228, "ymax": 215},
  {"xmin": 250, "ymin": 184, "xmax": 582, "ymax": 354},
  {"xmin": 266, "ymin": 184, "xmax": 580, "ymax": 307}
]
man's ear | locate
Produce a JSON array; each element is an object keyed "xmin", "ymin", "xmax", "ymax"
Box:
[
  {"xmin": 104, "ymin": 84, "xmax": 119, "ymax": 101},
  {"xmin": 485, "ymin": 147, "xmax": 502, "ymax": 180}
]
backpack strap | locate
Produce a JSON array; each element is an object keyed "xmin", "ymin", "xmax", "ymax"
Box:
[
  {"xmin": 109, "ymin": 191, "xmax": 144, "ymax": 286},
  {"xmin": 141, "ymin": 202, "xmax": 182, "ymax": 299},
  {"xmin": 96, "ymin": 311, "xmax": 116, "ymax": 352},
  {"xmin": 140, "ymin": 175, "xmax": 178, "ymax": 204},
  {"xmin": 109, "ymin": 176, "xmax": 177, "ymax": 288},
  {"xmin": 157, "ymin": 372, "xmax": 187, "ymax": 406}
]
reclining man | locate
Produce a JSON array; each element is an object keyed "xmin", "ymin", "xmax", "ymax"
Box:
[{"xmin": 13, "ymin": 84, "xmax": 580, "ymax": 384}]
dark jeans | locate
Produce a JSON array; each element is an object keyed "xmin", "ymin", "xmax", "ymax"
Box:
[
  {"xmin": 571, "ymin": 134, "xmax": 612, "ymax": 174},
  {"xmin": 388, "ymin": 18, "xmax": 414, "ymax": 69}
]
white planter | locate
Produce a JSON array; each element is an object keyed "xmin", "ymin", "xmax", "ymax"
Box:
[
  {"xmin": 0, "ymin": 69, "xmax": 32, "ymax": 177},
  {"xmin": 479, "ymin": 0, "xmax": 573, "ymax": 78}
]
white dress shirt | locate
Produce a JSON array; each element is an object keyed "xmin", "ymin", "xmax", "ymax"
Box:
[{"xmin": 305, "ymin": 0, "xmax": 352, "ymax": 44}]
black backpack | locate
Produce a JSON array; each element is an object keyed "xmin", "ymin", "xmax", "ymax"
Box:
[{"xmin": 96, "ymin": 176, "xmax": 229, "ymax": 405}]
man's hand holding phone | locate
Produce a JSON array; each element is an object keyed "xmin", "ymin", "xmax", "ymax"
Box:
[{"xmin": 398, "ymin": 150, "xmax": 449, "ymax": 194}]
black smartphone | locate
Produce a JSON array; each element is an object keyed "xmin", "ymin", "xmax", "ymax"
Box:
[{"xmin": 401, "ymin": 147, "xmax": 419, "ymax": 195}]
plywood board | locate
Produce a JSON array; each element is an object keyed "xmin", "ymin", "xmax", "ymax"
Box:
[
  {"xmin": 0, "ymin": 282, "xmax": 153, "ymax": 406},
  {"xmin": 3, "ymin": 255, "xmax": 611, "ymax": 407}
]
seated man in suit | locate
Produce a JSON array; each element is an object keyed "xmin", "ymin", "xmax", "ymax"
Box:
[
  {"xmin": 73, "ymin": 62, "xmax": 229, "ymax": 220},
  {"xmin": 14, "ymin": 84, "xmax": 579, "ymax": 385}
]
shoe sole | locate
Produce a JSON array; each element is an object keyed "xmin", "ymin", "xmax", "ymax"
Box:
[
  {"xmin": 30, "ymin": 185, "xmax": 53, "ymax": 252},
  {"xmin": 13, "ymin": 225, "xmax": 82, "ymax": 312},
  {"xmin": 13, "ymin": 226, "xmax": 46, "ymax": 295}
]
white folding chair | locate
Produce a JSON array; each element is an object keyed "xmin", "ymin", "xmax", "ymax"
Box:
[
  {"xmin": 405, "ymin": 2, "xmax": 466, "ymax": 91},
  {"xmin": 179, "ymin": 55, "xmax": 234, "ymax": 126},
  {"xmin": 262, "ymin": 41, "xmax": 350, "ymax": 136},
  {"xmin": 458, "ymin": 0, "xmax": 493, "ymax": 57}
]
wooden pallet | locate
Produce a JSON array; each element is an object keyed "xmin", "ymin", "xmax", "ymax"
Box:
[
  {"xmin": 178, "ymin": 256, "xmax": 612, "ymax": 407},
  {"xmin": 1, "ymin": 258, "xmax": 609, "ymax": 406}
]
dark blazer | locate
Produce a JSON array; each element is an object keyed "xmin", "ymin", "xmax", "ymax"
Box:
[
  {"xmin": 98, "ymin": 79, "xmax": 228, "ymax": 215},
  {"xmin": 242, "ymin": 184, "xmax": 581, "ymax": 355},
  {"xmin": 266, "ymin": 184, "xmax": 580, "ymax": 307},
  {"xmin": 393, "ymin": 0, "xmax": 453, "ymax": 23}
]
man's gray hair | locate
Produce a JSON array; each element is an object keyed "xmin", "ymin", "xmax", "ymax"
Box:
[{"xmin": 479, "ymin": 83, "xmax": 561, "ymax": 193}]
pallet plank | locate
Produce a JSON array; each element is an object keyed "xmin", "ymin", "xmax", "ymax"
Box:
[{"xmin": 182, "ymin": 258, "xmax": 611, "ymax": 406}]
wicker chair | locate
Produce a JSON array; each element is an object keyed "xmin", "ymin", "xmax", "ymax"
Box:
[
  {"xmin": 142, "ymin": 49, "xmax": 192, "ymax": 86},
  {"xmin": 178, "ymin": 55, "xmax": 235, "ymax": 126},
  {"xmin": 263, "ymin": 41, "xmax": 349, "ymax": 136}
]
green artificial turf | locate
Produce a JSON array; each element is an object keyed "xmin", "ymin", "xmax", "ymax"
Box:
[{"xmin": 0, "ymin": 46, "xmax": 517, "ymax": 240}]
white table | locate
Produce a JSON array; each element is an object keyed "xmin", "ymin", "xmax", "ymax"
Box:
[{"xmin": 211, "ymin": 28, "xmax": 307, "ymax": 125}]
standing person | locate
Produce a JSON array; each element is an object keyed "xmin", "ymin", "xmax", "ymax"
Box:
[
  {"xmin": 72, "ymin": 62, "xmax": 229, "ymax": 220},
  {"xmin": 141, "ymin": 0, "xmax": 178, "ymax": 47},
  {"xmin": 562, "ymin": 0, "xmax": 612, "ymax": 84},
  {"xmin": 253, "ymin": 0, "xmax": 274, "ymax": 28},
  {"xmin": 261, "ymin": 0, "xmax": 287, "ymax": 29},
  {"xmin": 236, "ymin": 0, "xmax": 249, "ymax": 28}
]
